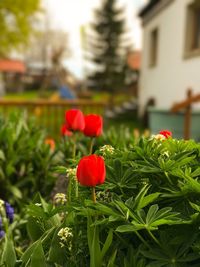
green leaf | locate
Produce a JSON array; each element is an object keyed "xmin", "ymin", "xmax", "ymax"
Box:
[
  {"xmin": 0, "ymin": 150, "xmax": 5, "ymax": 161},
  {"xmin": 138, "ymin": 193, "xmax": 160, "ymax": 210},
  {"xmin": 189, "ymin": 202, "xmax": 200, "ymax": 212},
  {"xmin": 10, "ymin": 185, "xmax": 22, "ymax": 199},
  {"xmin": 101, "ymin": 229, "xmax": 113, "ymax": 259},
  {"xmin": 29, "ymin": 240, "xmax": 47, "ymax": 267},
  {"xmin": 116, "ymin": 224, "xmax": 144, "ymax": 232},
  {"xmin": 1, "ymin": 237, "xmax": 16, "ymax": 267},
  {"xmin": 53, "ymin": 166, "xmax": 67, "ymax": 174},
  {"xmin": 27, "ymin": 217, "xmax": 44, "ymax": 241},
  {"xmin": 48, "ymin": 227, "xmax": 68, "ymax": 265},
  {"xmin": 21, "ymin": 240, "xmax": 40, "ymax": 265},
  {"xmin": 107, "ymin": 249, "xmax": 117, "ymax": 267},
  {"xmin": 146, "ymin": 205, "xmax": 159, "ymax": 224}
]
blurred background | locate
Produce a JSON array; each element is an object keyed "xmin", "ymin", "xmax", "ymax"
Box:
[{"xmin": 1, "ymin": 0, "xmax": 200, "ymax": 139}]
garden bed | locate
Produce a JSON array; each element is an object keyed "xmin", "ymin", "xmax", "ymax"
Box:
[{"xmin": 0, "ymin": 112, "xmax": 200, "ymax": 266}]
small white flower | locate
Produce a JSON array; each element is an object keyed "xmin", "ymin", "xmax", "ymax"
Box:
[
  {"xmin": 66, "ymin": 167, "xmax": 77, "ymax": 179},
  {"xmin": 0, "ymin": 199, "xmax": 4, "ymax": 212},
  {"xmin": 58, "ymin": 227, "xmax": 73, "ymax": 249},
  {"xmin": 58, "ymin": 227, "xmax": 73, "ymax": 242},
  {"xmin": 151, "ymin": 134, "xmax": 166, "ymax": 141},
  {"xmin": 100, "ymin": 145, "xmax": 115, "ymax": 156},
  {"xmin": 162, "ymin": 151, "xmax": 170, "ymax": 157},
  {"xmin": 35, "ymin": 203, "xmax": 42, "ymax": 207},
  {"xmin": 54, "ymin": 193, "xmax": 67, "ymax": 205}
]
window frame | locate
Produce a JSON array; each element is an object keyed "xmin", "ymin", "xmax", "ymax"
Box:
[
  {"xmin": 149, "ymin": 27, "xmax": 159, "ymax": 67},
  {"xmin": 184, "ymin": 1, "xmax": 200, "ymax": 59}
]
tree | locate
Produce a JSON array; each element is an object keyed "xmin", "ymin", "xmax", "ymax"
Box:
[
  {"xmin": 85, "ymin": 0, "xmax": 133, "ymax": 95},
  {"xmin": 0, "ymin": 0, "xmax": 41, "ymax": 56}
]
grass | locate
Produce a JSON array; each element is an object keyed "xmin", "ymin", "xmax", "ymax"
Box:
[
  {"xmin": 92, "ymin": 91, "xmax": 134, "ymax": 105},
  {"xmin": 3, "ymin": 90, "xmax": 40, "ymax": 100}
]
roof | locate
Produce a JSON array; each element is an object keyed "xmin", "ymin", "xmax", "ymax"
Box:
[
  {"xmin": 127, "ymin": 51, "xmax": 141, "ymax": 71},
  {"xmin": 139, "ymin": 0, "xmax": 160, "ymax": 17},
  {"xmin": 0, "ymin": 59, "xmax": 26, "ymax": 73}
]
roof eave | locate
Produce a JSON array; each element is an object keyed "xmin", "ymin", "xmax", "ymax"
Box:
[{"xmin": 138, "ymin": 0, "xmax": 160, "ymax": 18}]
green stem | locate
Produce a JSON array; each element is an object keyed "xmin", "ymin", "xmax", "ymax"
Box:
[
  {"xmin": 164, "ymin": 171, "xmax": 173, "ymax": 185},
  {"xmin": 67, "ymin": 177, "xmax": 71, "ymax": 204},
  {"xmin": 91, "ymin": 187, "xmax": 96, "ymax": 203},
  {"xmin": 75, "ymin": 179, "xmax": 79, "ymax": 198},
  {"xmin": 89, "ymin": 137, "xmax": 94, "ymax": 155},
  {"xmin": 147, "ymin": 229, "xmax": 161, "ymax": 246},
  {"xmin": 135, "ymin": 231, "xmax": 151, "ymax": 249},
  {"xmin": 72, "ymin": 133, "xmax": 77, "ymax": 158},
  {"xmin": 1, "ymin": 208, "xmax": 9, "ymax": 236}
]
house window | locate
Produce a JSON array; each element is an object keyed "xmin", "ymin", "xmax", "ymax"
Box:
[
  {"xmin": 185, "ymin": 1, "xmax": 200, "ymax": 56},
  {"xmin": 149, "ymin": 28, "xmax": 158, "ymax": 67}
]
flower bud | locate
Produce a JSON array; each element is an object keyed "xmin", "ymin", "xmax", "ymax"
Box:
[
  {"xmin": 83, "ymin": 114, "xmax": 103, "ymax": 137},
  {"xmin": 76, "ymin": 155, "xmax": 106, "ymax": 187},
  {"xmin": 65, "ymin": 109, "xmax": 85, "ymax": 132}
]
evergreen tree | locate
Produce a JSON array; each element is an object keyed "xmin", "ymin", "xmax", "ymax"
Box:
[{"xmin": 85, "ymin": 0, "xmax": 133, "ymax": 94}]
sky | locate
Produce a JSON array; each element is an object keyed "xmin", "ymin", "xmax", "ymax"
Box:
[{"xmin": 43, "ymin": 0, "xmax": 147, "ymax": 78}]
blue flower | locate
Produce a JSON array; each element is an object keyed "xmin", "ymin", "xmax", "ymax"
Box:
[
  {"xmin": 5, "ymin": 202, "xmax": 14, "ymax": 223},
  {"xmin": 0, "ymin": 229, "xmax": 5, "ymax": 239}
]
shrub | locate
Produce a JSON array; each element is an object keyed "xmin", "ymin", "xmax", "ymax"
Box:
[
  {"xmin": 13, "ymin": 136, "xmax": 200, "ymax": 266},
  {"xmin": 0, "ymin": 112, "xmax": 63, "ymax": 206}
]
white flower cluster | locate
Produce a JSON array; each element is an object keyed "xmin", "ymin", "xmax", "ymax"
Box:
[
  {"xmin": 66, "ymin": 167, "xmax": 77, "ymax": 179},
  {"xmin": 0, "ymin": 199, "xmax": 4, "ymax": 212},
  {"xmin": 100, "ymin": 145, "xmax": 115, "ymax": 157},
  {"xmin": 35, "ymin": 203, "xmax": 42, "ymax": 207},
  {"xmin": 58, "ymin": 227, "xmax": 73, "ymax": 249},
  {"xmin": 151, "ymin": 134, "xmax": 166, "ymax": 141},
  {"xmin": 54, "ymin": 193, "xmax": 67, "ymax": 205}
]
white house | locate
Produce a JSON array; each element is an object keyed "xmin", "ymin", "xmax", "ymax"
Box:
[{"xmin": 139, "ymin": 0, "xmax": 200, "ymax": 115}]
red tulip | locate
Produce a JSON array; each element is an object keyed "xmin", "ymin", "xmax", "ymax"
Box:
[
  {"xmin": 159, "ymin": 130, "xmax": 172, "ymax": 139},
  {"xmin": 61, "ymin": 124, "xmax": 73, "ymax": 136},
  {"xmin": 83, "ymin": 114, "xmax": 103, "ymax": 137},
  {"xmin": 76, "ymin": 154, "xmax": 106, "ymax": 187},
  {"xmin": 65, "ymin": 109, "xmax": 85, "ymax": 132}
]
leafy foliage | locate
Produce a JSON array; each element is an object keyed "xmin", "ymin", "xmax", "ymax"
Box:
[
  {"xmin": 2, "ymin": 123, "xmax": 200, "ymax": 266},
  {"xmin": 0, "ymin": 0, "xmax": 41, "ymax": 56},
  {"xmin": 0, "ymin": 112, "xmax": 63, "ymax": 205}
]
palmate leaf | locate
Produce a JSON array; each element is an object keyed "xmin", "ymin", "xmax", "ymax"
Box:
[
  {"xmin": 140, "ymin": 227, "xmax": 200, "ymax": 267},
  {"xmin": 178, "ymin": 169, "xmax": 200, "ymax": 194},
  {"xmin": 106, "ymin": 159, "xmax": 139, "ymax": 190},
  {"xmin": 190, "ymin": 201, "xmax": 200, "ymax": 212},
  {"xmin": 128, "ymin": 184, "xmax": 160, "ymax": 211},
  {"xmin": 116, "ymin": 204, "xmax": 181, "ymax": 233},
  {"xmin": 142, "ymin": 244, "xmax": 200, "ymax": 267}
]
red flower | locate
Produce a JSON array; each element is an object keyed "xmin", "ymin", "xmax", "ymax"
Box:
[
  {"xmin": 159, "ymin": 130, "xmax": 172, "ymax": 139},
  {"xmin": 65, "ymin": 109, "xmax": 85, "ymax": 132},
  {"xmin": 61, "ymin": 124, "xmax": 73, "ymax": 136},
  {"xmin": 76, "ymin": 154, "xmax": 106, "ymax": 187},
  {"xmin": 83, "ymin": 114, "xmax": 103, "ymax": 137}
]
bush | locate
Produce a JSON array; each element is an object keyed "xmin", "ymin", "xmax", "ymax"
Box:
[
  {"xmin": 0, "ymin": 112, "xmax": 63, "ymax": 206},
  {"xmin": 9, "ymin": 135, "xmax": 200, "ymax": 266}
]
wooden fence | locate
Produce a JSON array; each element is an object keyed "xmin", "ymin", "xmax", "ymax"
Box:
[{"xmin": 0, "ymin": 99, "xmax": 108, "ymax": 137}]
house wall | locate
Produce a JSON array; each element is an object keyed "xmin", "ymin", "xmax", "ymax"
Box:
[{"xmin": 139, "ymin": 0, "xmax": 200, "ymax": 115}]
